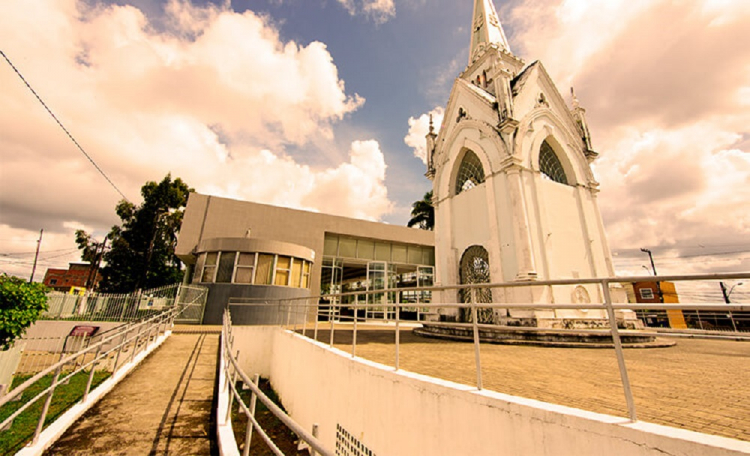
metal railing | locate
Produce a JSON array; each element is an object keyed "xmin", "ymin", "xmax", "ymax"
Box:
[
  {"xmin": 220, "ymin": 308, "xmax": 333, "ymax": 456},
  {"xmin": 231, "ymin": 272, "xmax": 749, "ymax": 426},
  {"xmin": 0, "ymin": 306, "xmax": 181, "ymax": 448},
  {"xmin": 43, "ymin": 284, "xmax": 182, "ymax": 322}
]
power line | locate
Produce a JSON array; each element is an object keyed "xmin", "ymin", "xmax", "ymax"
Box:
[
  {"xmin": 0, "ymin": 248, "xmax": 78, "ymax": 257},
  {"xmin": 1, "ymin": 50, "xmax": 130, "ymax": 202}
]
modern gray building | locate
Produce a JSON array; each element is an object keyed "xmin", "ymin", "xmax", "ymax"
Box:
[{"xmin": 175, "ymin": 193, "xmax": 435, "ymax": 324}]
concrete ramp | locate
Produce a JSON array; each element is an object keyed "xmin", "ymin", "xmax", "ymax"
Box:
[{"xmin": 43, "ymin": 333, "xmax": 219, "ymax": 455}]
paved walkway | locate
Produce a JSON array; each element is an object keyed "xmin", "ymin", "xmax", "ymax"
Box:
[
  {"xmin": 44, "ymin": 333, "xmax": 219, "ymax": 456},
  {"xmin": 307, "ymin": 326, "xmax": 750, "ymax": 442}
]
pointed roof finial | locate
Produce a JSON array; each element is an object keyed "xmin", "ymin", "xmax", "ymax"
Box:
[
  {"xmin": 428, "ymin": 114, "xmax": 435, "ymax": 134},
  {"xmin": 571, "ymin": 87, "xmax": 580, "ymax": 109},
  {"xmin": 469, "ymin": 0, "xmax": 511, "ymax": 64}
]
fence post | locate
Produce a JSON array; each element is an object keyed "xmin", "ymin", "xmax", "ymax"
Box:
[
  {"xmin": 352, "ymin": 298, "xmax": 358, "ymax": 358},
  {"xmin": 129, "ymin": 324, "xmax": 144, "ymax": 364},
  {"xmin": 32, "ymin": 361, "xmax": 63, "ymax": 444},
  {"xmin": 394, "ymin": 298, "xmax": 400, "ymax": 371},
  {"xmin": 601, "ymin": 279, "xmax": 637, "ymax": 422},
  {"xmin": 471, "ymin": 287, "xmax": 483, "ymax": 391},
  {"xmin": 112, "ymin": 327, "xmax": 130, "ymax": 372},
  {"xmin": 83, "ymin": 345, "xmax": 102, "ymax": 403},
  {"xmin": 314, "ymin": 301, "xmax": 320, "ymax": 342},
  {"xmin": 329, "ymin": 298, "xmax": 336, "ymax": 347},
  {"xmin": 310, "ymin": 423, "xmax": 320, "ymax": 456},
  {"xmin": 225, "ymin": 350, "xmax": 240, "ymax": 424},
  {"xmin": 302, "ymin": 298, "xmax": 309, "ymax": 338},
  {"xmin": 242, "ymin": 373, "xmax": 260, "ymax": 456}
]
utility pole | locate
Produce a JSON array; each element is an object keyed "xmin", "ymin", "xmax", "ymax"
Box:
[
  {"xmin": 29, "ymin": 228, "xmax": 43, "ymax": 283},
  {"xmin": 84, "ymin": 238, "xmax": 107, "ymax": 290}
]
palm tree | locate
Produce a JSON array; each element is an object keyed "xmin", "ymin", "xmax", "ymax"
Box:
[{"xmin": 407, "ymin": 191, "xmax": 434, "ymax": 230}]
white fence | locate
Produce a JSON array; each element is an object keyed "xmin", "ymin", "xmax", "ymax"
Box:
[{"xmin": 42, "ymin": 284, "xmax": 207, "ymax": 323}]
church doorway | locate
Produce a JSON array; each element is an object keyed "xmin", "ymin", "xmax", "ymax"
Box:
[{"xmin": 459, "ymin": 245, "xmax": 494, "ymax": 323}]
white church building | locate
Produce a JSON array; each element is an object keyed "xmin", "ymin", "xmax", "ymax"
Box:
[{"xmin": 426, "ymin": 0, "xmax": 632, "ymax": 327}]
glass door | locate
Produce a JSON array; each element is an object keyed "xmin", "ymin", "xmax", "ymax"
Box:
[
  {"xmin": 366, "ymin": 261, "xmax": 386, "ymax": 319},
  {"xmin": 417, "ymin": 266, "xmax": 434, "ymax": 320}
]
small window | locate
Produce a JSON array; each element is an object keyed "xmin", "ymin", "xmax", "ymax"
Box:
[
  {"xmin": 302, "ymin": 261, "xmax": 311, "ymax": 289},
  {"xmin": 291, "ymin": 259, "xmax": 303, "ymax": 287},
  {"xmin": 455, "ymin": 150, "xmax": 485, "ymax": 195},
  {"xmin": 408, "ymin": 246, "xmax": 422, "ymax": 265},
  {"xmin": 392, "ymin": 244, "xmax": 407, "ymax": 263},
  {"xmin": 50, "ymin": 279, "xmax": 58, "ymax": 285},
  {"xmin": 357, "ymin": 239, "xmax": 375, "ymax": 260},
  {"xmin": 201, "ymin": 252, "xmax": 218, "ymax": 282},
  {"xmin": 234, "ymin": 252, "xmax": 255, "ymax": 284},
  {"xmin": 255, "ymin": 254, "xmax": 274, "ymax": 285},
  {"xmin": 374, "ymin": 242, "xmax": 391, "ymax": 262},
  {"xmin": 639, "ymin": 288, "xmax": 655, "ymax": 300},
  {"xmin": 539, "ymin": 140, "xmax": 569, "ymax": 185},
  {"xmin": 338, "ymin": 237, "xmax": 356, "ymax": 258},
  {"xmin": 216, "ymin": 252, "xmax": 236, "ymax": 283},
  {"xmin": 275, "ymin": 256, "xmax": 291, "ymax": 286},
  {"xmin": 323, "ymin": 235, "xmax": 338, "ymax": 256}
]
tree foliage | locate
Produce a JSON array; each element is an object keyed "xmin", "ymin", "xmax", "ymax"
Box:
[
  {"xmin": 76, "ymin": 174, "xmax": 193, "ymax": 293},
  {"xmin": 407, "ymin": 191, "xmax": 434, "ymax": 231},
  {"xmin": 1, "ymin": 275, "xmax": 49, "ymax": 350}
]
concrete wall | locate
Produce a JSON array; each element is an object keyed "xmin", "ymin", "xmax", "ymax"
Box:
[
  {"xmin": 232, "ymin": 326, "xmax": 750, "ymax": 456},
  {"xmin": 201, "ymin": 283, "xmax": 310, "ymax": 325}
]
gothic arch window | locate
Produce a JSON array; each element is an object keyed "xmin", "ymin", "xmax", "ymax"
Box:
[
  {"xmin": 454, "ymin": 150, "xmax": 485, "ymax": 195},
  {"xmin": 459, "ymin": 245, "xmax": 493, "ymax": 323},
  {"xmin": 539, "ymin": 140, "xmax": 569, "ymax": 185}
]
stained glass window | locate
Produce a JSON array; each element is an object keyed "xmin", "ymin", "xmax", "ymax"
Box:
[
  {"xmin": 455, "ymin": 150, "xmax": 485, "ymax": 195},
  {"xmin": 539, "ymin": 140, "xmax": 569, "ymax": 185}
]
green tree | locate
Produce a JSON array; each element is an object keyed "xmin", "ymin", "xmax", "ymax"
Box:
[
  {"xmin": 407, "ymin": 190, "xmax": 434, "ymax": 231},
  {"xmin": 76, "ymin": 174, "xmax": 193, "ymax": 293},
  {"xmin": 0, "ymin": 275, "xmax": 49, "ymax": 350}
]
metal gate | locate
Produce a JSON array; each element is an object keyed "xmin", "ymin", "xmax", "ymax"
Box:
[{"xmin": 174, "ymin": 285, "xmax": 209, "ymax": 324}]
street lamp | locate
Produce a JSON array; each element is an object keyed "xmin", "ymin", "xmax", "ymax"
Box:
[
  {"xmin": 640, "ymin": 248, "xmax": 663, "ymax": 303},
  {"xmin": 719, "ymin": 281, "xmax": 744, "ymax": 304},
  {"xmin": 719, "ymin": 281, "xmax": 743, "ymax": 332}
]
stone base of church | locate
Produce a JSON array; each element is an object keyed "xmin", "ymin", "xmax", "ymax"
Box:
[
  {"xmin": 437, "ymin": 308, "xmax": 643, "ymax": 330},
  {"xmin": 498, "ymin": 309, "xmax": 643, "ymax": 330},
  {"xmin": 414, "ymin": 322, "xmax": 672, "ymax": 348}
]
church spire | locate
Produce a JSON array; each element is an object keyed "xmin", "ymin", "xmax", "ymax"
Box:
[{"xmin": 469, "ymin": 0, "xmax": 511, "ymax": 64}]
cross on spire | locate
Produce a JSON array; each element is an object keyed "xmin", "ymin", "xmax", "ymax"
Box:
[{"xmin": 469, "ymin": 0, "xmax": 511, "ymax": 64}]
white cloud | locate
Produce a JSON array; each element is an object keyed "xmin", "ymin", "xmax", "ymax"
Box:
[
  {"xmin": 404, "ymin": 107, "xmax": 444, "ymax": 165},
  {"xmin": 0, "ymin": 0, "xmax": 392, "ymax": 279},
  {"xmin": 337, "ymin": 0, "xmax": 395, "ymax": 24}
]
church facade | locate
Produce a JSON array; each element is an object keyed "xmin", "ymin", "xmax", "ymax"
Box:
[{"xmin": 426, "ymin": 0, "xmax": 632, "ymax": 327}]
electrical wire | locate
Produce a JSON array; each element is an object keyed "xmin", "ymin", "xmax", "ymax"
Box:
[{"xmin": 1, "ymin": 50, "xmax": 130, "ymax": 202}]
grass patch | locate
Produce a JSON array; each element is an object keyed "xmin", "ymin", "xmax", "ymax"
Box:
[
  {"xmin": 231, "ymin": 378, "xmax": 309, "ymax": 456},
  {"xmin": 0, "ymin": 370, "xmax": 110, "ymax": 455}
]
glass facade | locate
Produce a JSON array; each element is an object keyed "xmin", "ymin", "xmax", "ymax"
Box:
[{"xmin": 320, "ymin": 234, "xmax": 435, "ymax": 320}]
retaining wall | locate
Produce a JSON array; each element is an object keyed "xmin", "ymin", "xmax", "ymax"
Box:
[{"xmin": 231, "ymin": 326, "xmax": 750, "ymax": 456}]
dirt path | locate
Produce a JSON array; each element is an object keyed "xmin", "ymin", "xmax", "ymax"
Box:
[{"xmin": 44, "ymin": 333, "xmax": 219, "ymax": 455}]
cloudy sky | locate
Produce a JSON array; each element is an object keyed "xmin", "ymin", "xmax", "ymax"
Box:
[{"xmin": 1, "ymin": 0, "xmax": 748, "ymax": 300}]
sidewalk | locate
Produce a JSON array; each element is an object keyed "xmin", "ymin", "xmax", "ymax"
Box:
[{"xmin": 43, "ymin": 333, "xmax": 219, "ymax": 455}]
